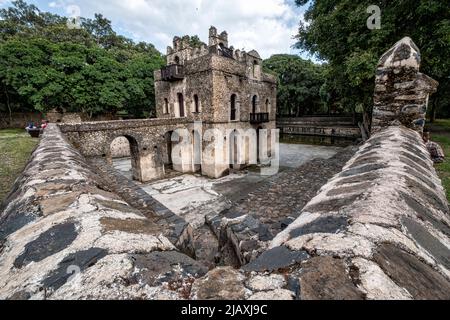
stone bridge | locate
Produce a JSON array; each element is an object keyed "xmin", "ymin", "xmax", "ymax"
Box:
[
  {"xmin": 59, "ymin": 118, "xmax": 192, "ymax": 182},
  {"xmin": 0, "ymin": 37, "xmax": 449, "ymax": 300}
]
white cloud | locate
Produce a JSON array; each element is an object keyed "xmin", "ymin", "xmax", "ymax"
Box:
[{"xmin": 47, "ymin": 0, "xmax": 305, "ymax": 58}]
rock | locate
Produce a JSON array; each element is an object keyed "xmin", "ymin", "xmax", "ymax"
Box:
[
  {"xmin": 39, "ymin": 192, "xmax": 82, "ymax": 216},
  {"xmin": 190, "ymin": 267, "xmax": 248, "ymax": 300},
  {"xmin": 131, "ymin": 251, "xmax": 208, "ymax": 289},
  {"xmin": 243, "ymin": 246, "xmax": 309, "ymax": 272},
  {"xmin": 373, "ymin": 244, "xmax": 450, "ymax": 300},
  {"xmin": 14, "ymin": 222, "xmax": 78, "ymax": 269},
  {"xmin": 248, "ymin": 289, "xmax": 294, "ymax": 300},
  {"xmin": 247, "ymin": 274, "xmax": 286, "ymax": 291},
  {"xmin": 299, "ymin": 256, "xmax": 365, "ymax": 300}
]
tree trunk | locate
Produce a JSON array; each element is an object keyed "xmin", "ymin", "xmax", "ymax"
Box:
[{"xmin": 429, "ymin": 96, "xmax": 438, "ymax": 123}]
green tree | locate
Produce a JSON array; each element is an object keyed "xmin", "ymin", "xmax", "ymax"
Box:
[{"xmin": 263, "ymin": 54, "xmax": 326, "ymax": 116}]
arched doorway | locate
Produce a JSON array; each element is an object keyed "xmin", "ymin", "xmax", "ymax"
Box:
[
  {"xmin": 109, "ymin": 135, "xmax": 140, "ymax": 181},
  {"xmin": 165, "ymin": 131, "xmax": 174, "ymax": 170},
  {"xmin": 178, "ymin": 93, "xmax": 185, "ymax": 118}
]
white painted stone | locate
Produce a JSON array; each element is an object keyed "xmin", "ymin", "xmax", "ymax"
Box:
[
  {"xmin": 352, "ymin": 258, "xmax": 413, "ymax": 300},
  {"xmin": 247, "ymin": 274, "xmax": 286, "ymax": 291}
]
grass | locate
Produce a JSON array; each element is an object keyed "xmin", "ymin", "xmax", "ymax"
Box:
[
  {"xmin": 427, "ymin": 119, "xmax": 450, "ymax": 202},
  {"xmin": 0, "ymin": 128, "xmax": 38, "ymax": 204}
]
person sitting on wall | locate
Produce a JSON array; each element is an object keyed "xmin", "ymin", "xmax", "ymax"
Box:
[
  {"xmin": 423, "ymin": 129, "xmax": 445, "ymax": 164},
  {"xmin": 41, "ymin": 120, "xmax": 49, "ymax": 130}
]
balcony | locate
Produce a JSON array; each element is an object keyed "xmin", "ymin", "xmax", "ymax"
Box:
[
  {"xmin": 161, "ymin": 64, "xmax": 184, "ymax": 81},
  {"xmin": 250, "ymin": 113, "xmax": 270, "ymax": 124},
  {"xmin": 218, "ymin": 46, "xmax": 234, "ymax": 59}
]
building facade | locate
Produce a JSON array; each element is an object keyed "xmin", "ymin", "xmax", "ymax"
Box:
[{"xmin": 154, "ymin": 26, "xmax": 278, "ymax": 178}]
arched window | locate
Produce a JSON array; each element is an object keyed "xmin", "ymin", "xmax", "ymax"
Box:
[
  {"xmin": 230, "ymin": 94, "xmax": 237, "ymax": 121},
  {"xmin": 265, "ymin": 99, "xmax": 270, "ymax": 113},
  {"xmin": 194, "ymin": 94, "xmax": 200, "ymax": 113},
  {"xmin": 178, "ymin": 93, "xmax": 185, "ymax": 117},
  {"xmin": 253, "ymin": 60, "xmax": 259, "ymax": 77},
  {"xmin": 164, "ymin": 98, "xmax": 169, "ymax": 114},
  {"xmin": 174, "ymin": 56, "xmax": 180, "ymax": 64},
  {"xmin": 252, "ymin": 95, "xmax": 258, "ymax": 114}
]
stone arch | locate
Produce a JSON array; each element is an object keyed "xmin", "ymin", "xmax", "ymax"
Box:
[
  {"xmin": 108, "ymin": 134, "xmax": 141, "ymax": 181},
  {"xmin": 193, "ymin": 94, "xmax": 200, "ymax": 113},
  {"xmin": 164, "ymin": 131, "xmax": 175, "ymax": 168},
  {"xmin": 174, "ymin": 55, "xmax": 180, "ymax": 64}
]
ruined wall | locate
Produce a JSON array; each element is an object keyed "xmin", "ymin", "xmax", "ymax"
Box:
[{"xmin": 277, "ymin": 117, "xmax": 361, "ymax": 138}]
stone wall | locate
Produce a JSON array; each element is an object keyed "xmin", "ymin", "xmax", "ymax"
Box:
[
  {"xmin": 187, "ymin": 37, "xmax": 450, "ymax": 300},
  {"xmin": 277, "ymin": 117, "xmax": 361, "ymax": 138},
  {"xmin": 0, "ymin": 112, "xmax": 44, "ymax": 129},
  {"xmin": 372, "ymin": 37, "xmax": 438, "ymax": 133}
]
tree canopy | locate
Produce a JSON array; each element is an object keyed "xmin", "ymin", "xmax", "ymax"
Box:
[
  {"xmin": 0, "ymin": 0, "xmax": 165, "ymax": 121},
  {"xmin": 263, "ymin": 54, "xmax": 327, "ymax": 116},
  {"xmin": 294, "ymin": 0, "xmax": 450, "ymax": 122}
]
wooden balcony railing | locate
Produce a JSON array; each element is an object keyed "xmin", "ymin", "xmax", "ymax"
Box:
[
  {"xmin": 161, "ymin": 64, "xmax": 184, "ymax": 81},
  {"xmin": 250, "ymin": 113, "xmax": 270, "ymax": 124}
]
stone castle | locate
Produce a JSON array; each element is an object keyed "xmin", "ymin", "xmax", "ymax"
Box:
[{"xmin": 153, "ymin": 26, "xmax": 277, "ymax": 178}]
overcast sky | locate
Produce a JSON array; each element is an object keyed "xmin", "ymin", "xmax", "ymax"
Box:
[{"xmin": 0, "ymin": 0, "xmax": 310, "ymax": 59}]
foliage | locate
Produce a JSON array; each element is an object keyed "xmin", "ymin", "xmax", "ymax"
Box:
[
  {"xmin": 0, "ymin": 0, "xmax": 165, "ymax": 119},
  {"xmin": 294, "ymin": 0, "xmax": 450, "ymax": 120},
  {"xmin": 0, "ymin": 128, "xmax": 38, "ymax": 203},
  {"xmin": 263, "ymin": 54, "xmax": 327, "ymax": 116}
]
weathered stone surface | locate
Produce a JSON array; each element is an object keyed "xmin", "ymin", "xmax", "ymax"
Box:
[
  {"xmin": 401, "ymin": 218, "xmax": 450, "ymax": 269},
  {"xmin": 40, "ymin": 193, "xmax": 82, "ymax": 216},
  {"xmin": 100, "ymin": 217, "xmax": 161, "ymax": 235},
  {"xmin": 190, "ymin": 267, "xmax": 248, "ymax": 300},
  {"xmin": 289, "ymin": 215, "xmax": 348, "ymax": 238},
  {"xmin": 14, "ymin": 222, "xmax": 78, "ymax": 268},
  {"xmin": 242, "ymin": 246, "xmax": 309, "ymax": 272},
  {"xmin": 372, "ymin": 37, "xmax": 438, "ymax": 133},
  {"xmin": 248, "ymin": 289, "xmax": 294, "ymax": 300},
  {"xmin": 247, "ymin": 274, "xmax": 286, "ymax": 291},
  {"xmin": 374, "ymin": 244, "xmax": 450, "ymax": 300},
  {"xmin": 299, "ymin": 257, "xmax": 365, "ymax": 300}
]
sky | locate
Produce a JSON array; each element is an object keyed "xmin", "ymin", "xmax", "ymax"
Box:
[{"xmin": 0, "ymin": 0, "xmax": 312, "ymax": 59}]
